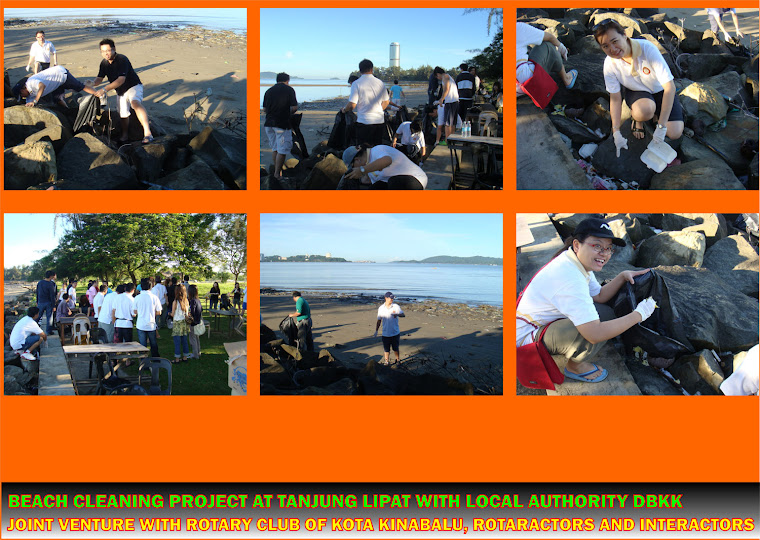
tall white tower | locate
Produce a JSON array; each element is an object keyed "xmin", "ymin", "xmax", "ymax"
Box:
[{"xmin": 390, "ymin": 42, "xmax": 400, "ymax": 68}]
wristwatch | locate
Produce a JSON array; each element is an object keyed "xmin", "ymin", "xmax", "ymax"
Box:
[
  {"xmin": 656, "ymin": 123, "xmax": 665, "ymax": 130},
  {"xmin": 360, "ymin": 166, "xmax": 366, "ymax": 174}
]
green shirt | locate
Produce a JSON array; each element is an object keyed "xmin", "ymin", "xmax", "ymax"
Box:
[{"xmin": 295, "ymin": 297, "xmax": 311, "ymax": 321}]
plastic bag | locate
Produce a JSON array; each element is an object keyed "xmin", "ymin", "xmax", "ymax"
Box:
[
  {"xmin": 289, "ymin": 113, "xmax": 309, "ymax": 159},
  {"xmin": 612, "ymin": 270, "xmax": 694, "ymax": 358},
  {"xmin": 279, "ymin": 315, "xmax": 298, "ymax": 346},
  {"xmin": 327, "ymin": 110, "xmax": 356, "ymax": 151}
]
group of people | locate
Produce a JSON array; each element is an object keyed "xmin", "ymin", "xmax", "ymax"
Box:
[
  {"xmin": 263, "ymin": 58, "xmax": 503, "ymax": 189},
  {"xmin": 12, "ymin": 31, "xmax": 154, "ymax": 144}
]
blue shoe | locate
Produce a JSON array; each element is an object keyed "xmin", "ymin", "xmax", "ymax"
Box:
[
  {"xmin": 565, "ymin": 69, "xmax": 578, "ymax": 89},
  {"xmin": 564, "ymin": 363, "xmax": 607, "ymax": 383}
]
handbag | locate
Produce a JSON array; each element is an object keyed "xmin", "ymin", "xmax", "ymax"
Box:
[
  {"xmin": 516, "ymin": 261, "xmax": 564, "ymax": 390},
  {"xmin": 517, "ymin": 61, "xmax": 558, "ymax": 109},
  {"xmin": 194, "ymin": 318, "xmax": 206, "ymax": 336}
]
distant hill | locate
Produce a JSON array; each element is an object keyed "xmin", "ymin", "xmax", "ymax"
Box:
[
  {"xmin": 394, "ymin": 256, "xmax": 502, "ymax": 265},
  {"xmin": 260, "ymin": 72, "xmax": 302, "ymax": 79},
  {"xmin": 262, "ymin": 255, "xmax": 348, "ymax": 262}
]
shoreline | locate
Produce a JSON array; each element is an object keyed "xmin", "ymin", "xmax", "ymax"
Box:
[{"xmin": 260, "ymin": 288, "xmax": 504, "ymax": 309}]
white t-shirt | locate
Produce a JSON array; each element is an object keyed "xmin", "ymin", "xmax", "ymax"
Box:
[
  {"xmin": 243, "ymin": 287, "xmax": 247, "ymax": 303},
  {"xmin": 10, "ymin": 316, "xmax": 44, "ymax": 350},
  {"xmin": 25, "ymin": 65, "xmax": 69, "ymax": 103},
  {"xmin": 152, "ymin": 282, "xmax": 168, "ymax": 304},
  {"xmin": 68, "ymin": 286, "xmax": 77, "ymax": 300},
  {"xmin": 135, "ymin": 290, "xmax": 162, "ymax": 331},
  {"xmin": 377, "ymin": 303, "xmax": 404, "ymax": 337},
  {"xmin": 395, "ymin": 122, "xmax": 424, "ymax": 151},
  {"xmin": 516, "ymin": 22, "xmax": 547, "ymax": 93},
  {"xmin": 516, "ymin": 248, "xmax": 603, "ymax": 346},
  {"xmin": 720, "ymin": 345, "xmax": 759, "ymax": 396},
  {"xmin": 173, "ymin": 303, "xmax": 187, "ymax": 322},
  {"xmin": 98, "ymin": 291, "xmax": 117, "ymax": 325},
  {"xmin": 603, "ymin": 39, "xmax": 673, "ymax": 95},
  {"xmin": 92, "ymin": 292, "xmax": 105, "ymax": 317},
  {"xmin": 348, "ymin": 73, "xmax": 388, "ymax": 125},
  {"xmin": 114, "ymin": 293, "xmax": 136, "ymax": 328},
  {"xmin": 367, "ymin": 145, "xmax": 428, "ymax": 188},
  {"xmin": 707, "ymin": 8, "xmax": 736, "ymax": 19},
  {"xmin": 29, "ymin": 40, "xmax": 56, "ymax": 62},
  {"xmin": 441, "ymin": 74, "xmax": 459, "ymax": 103}
]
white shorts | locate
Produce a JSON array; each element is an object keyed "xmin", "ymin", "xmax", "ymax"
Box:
[
  {"xmin": 437, "ymin": 104, "xmax": 444, "ymax": 124},
  {"xmin": 265, "ymin": 126, "xmax": 293, "ymax": 154},
  {"xmin": 118, "ymin": 84, "xmax": 144, "ymax": 118}
]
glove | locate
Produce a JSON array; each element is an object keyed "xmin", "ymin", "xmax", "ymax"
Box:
[
  {"xmin": 652, "ymin": 124, "xmax": 667, "ymax": 143},
  {"xmin": 25, "ymin": 65, "xmax": 30, "ymax": 72},
  {"xmin": 722, "ymin": 31, "xmax": 731, "ymax": 41},
  {"xmin": 634, "ymin": 297, "xmax": 657, "ymax": 322},
  {"xmin": 433, "ymin": 100, "xmax": 439, "ymax": 106},
  {"xmin": 556, "ymin": 42, "xmax": 568, "ymax": 61},
  {"xmin": 613, "ymin": 131, "xmax": 628, "ymax": 158}
]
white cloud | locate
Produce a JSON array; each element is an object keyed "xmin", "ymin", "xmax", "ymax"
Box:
[{"xmin": 285, "ymin": 51, "xmax": 293, "ymax": 58}]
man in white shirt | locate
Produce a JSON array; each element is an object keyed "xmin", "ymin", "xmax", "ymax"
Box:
[
  {"xmin": 152, "ymin": 275, "xmax": 168, "ymax": 329},
  {"xmin": 97, "ymin": 285, "xmax": 119, "ymax": 343},
  {"xmin": 342, "ymin": 58, "xmax": 389, "ymax": 147},
  {"xmin": 12, "ymin": 65, "xmax": 99, "ymax": 107},
  {"xmin": 433, "ymin": 66, "xmax": 459, "ymax": 146},
  {"xmin": 113, "ymin": 283, "xmax": 136, "ymax": 343},
  {"xmin": 10, "ymin": 307, "xmax": 47, "ymax": 361},
  {"xmin": 135, "ymin": 278, "xmax": 162, "ymax": 357},
  {"xmin": 92, "ymin": 284, "xmax": 107, "ymax": 317},
  {"xmin": 67, "ymin": 281, "xmax": 78, "ymax": 303},
  {"xmin": 391, "ymin": 120, "xmax": 425, "ymax": 164},
  {"xmin": 26, "ymin": 30, "xmax": 57, "ymax": 74},
  {"xmin": 374, "ymin": 292, "xmax": 406, "ymax": 365}
]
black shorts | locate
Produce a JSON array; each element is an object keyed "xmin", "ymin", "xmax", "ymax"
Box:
[
  {"xmin": 622, "ymin": 87, "xmax": 684, "ymax": 123},
  {"xmin": 355, "ymin": 123, "xmax": 384, "ymax": 147},
  {"xmin": 382, "ymin": 334, "xmax": 400, "ymax": 352}
]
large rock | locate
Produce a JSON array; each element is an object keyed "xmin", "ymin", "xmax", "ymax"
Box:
[
  {"xmin": 4, "ymin": 141, "xmax": 57, "ymax": 189},
  {"xmin": 154, "ymin": 159, "xmax": 226, "ymax": 190},
  {"xmin": 657, "ymin": 265, "xmax": 760, "ymax": 352},
  {"xmin": 4, "ymin": 105, "xmax": 73, "ymax": 152},
  {"xmin": 700, "ymin": 111, "xmax": 758, "ymax": 174},
  {"xmin": 589, "ymin": 11, "xmax": 647, "ymax": 37},
  {"xmin": 607, "ymin": 218, "xmax": 636, "ymax": 264},
  {"xmin": 679, "ymin": 135, "xmax": 729, "ymax": 166},
  {"xmin": 565, "ymin": 8, "xmax": 594, "ymax": 26},
  {"xmin": 625, "ymin": 361, "xmax": 681, "ymax": 395},
  {"xmin": 670, "ymin": 349, "xmax": 725, "ymax": 395},
  {"xmin": 188, "ymin": 127, "xmax": 246, "ymax": 189},
  {"xmin": 700, "ymin": 30, "xmax": 733, "ymax": 55},
  {"xmin": 636, "ymin": 231, "xmax": 706, "ymax": 267},
  {"xmin": 130, "ymin": 136, "xmax": 178, "ymax": 182},
  {"xmin": 57, "ymin": 133, "xmax": 138, "ymax": 190},
  {"xmin": 662, "ymin": 21, "xmax": 702, "ymax": 52},
  {"xmin": 580, "ymin": 97, "xmax": 612, "ymax": 134},
  {"xmin": 702, "ymin": 71, "xmax": 744, "ymax": 103},
  {"xmin": 649, "ymin": 159, "xmax": 744, "ymax": 190},
  {"xmin": 548, "ymin": 114, "xmax": 603, "ymax": 144},
  {"xmin": 703, "ymin": 234, "xmax": 759, "ymax": 297},
  {"xmin": 551, "ymin": 213, "xmax": 604, "ymax": 238},
  {"xmin": 563, "ymin": 54, "xmax": 608, "ymax": 96},
  {"xmin": 659, "ymin": 213, "xmax": 726, "ymax": 246},
  {"xmin": 679, "ymin": 82, "xmax": 727, "ymax": 122},
  {"xmin": 684, "ymin": 54, "xmax": 746, "ymax": 81},
  {"xmin": 301, "ymin": 153, "xmax": 347, "ymax": 190},
  {"xmin": 571, "ymin": 35, "xmax": 603, "ymax": 55},
  {"xmin": 533, "ymin": 18, "xmax": 576, "ymax": 47}
]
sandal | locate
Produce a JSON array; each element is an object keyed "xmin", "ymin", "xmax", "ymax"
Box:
[
  {"xmin": 631, "ymin": 119, "xmax": 645, "ymax": 139},
  {"xmin": 172, "ymin": 358, "xmax": 181, "ymax": 364},
  {"xmin": 141, "ymin": 135, "xmax": 154, "ymax": 144}
]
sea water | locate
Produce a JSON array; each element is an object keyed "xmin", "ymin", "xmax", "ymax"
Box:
[
  {"xmin": 260, "ymin": 262, "xmax": 503, "ymax": 306},
  {"xmin": 259, "ymin": 78, "xmax": 350, "ymax": 106}
]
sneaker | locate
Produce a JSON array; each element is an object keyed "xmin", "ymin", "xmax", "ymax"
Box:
[
  {"xmin": 438, "ymin": 140, "xmax": 448, "ymax": 146},
  {"xmin": 21, "ymin": 351, "xmax": 36, "ymax": 361}
]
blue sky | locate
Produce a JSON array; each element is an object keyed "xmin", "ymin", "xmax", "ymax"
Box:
[
  {"xmin": 260, "ymin": 9, "xmax": 500, "ymax": 79},
  {"xmin": 259, "ymin": 214, "xmax": 502, "ymax": 262},
  {"xmin": 4, "ymin": 214, "xmax": 63, "ymax": 268}
]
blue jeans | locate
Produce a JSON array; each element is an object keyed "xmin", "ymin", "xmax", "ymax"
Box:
[
  {"xmin": 50, "ymin": 68, "xmax": 86, "ymax": 100},
  {"xmin": 173, "ymin": 335, "xmax": 189, "ymax": 358},
  {"xmin": 37, "ymin": 302, "xmax": 55, "ymax": 333},
  {"xmin": 137, "ymin": 329, "xmax": 159, "ymax": 357},
  {"xmin": 23, "ymin": 334, "xmax": 41, "ymax": 351}
]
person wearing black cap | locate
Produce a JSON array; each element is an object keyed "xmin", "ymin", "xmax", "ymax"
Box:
[
  {"xmin": 374, "ymin": 292, "xmax": 405, "ymax": 365},
  {"xmin": 516, "ymin": 217, "xmax": 656, "ymax": 383}
]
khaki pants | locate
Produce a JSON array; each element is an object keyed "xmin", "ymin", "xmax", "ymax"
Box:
[
  {"xmin": 542, "ymin": 303, "xmax": 615, "ymax": 364},
  {"xmin": 527, "ymin": 42, "xmax": 565, "ymax": 79}
]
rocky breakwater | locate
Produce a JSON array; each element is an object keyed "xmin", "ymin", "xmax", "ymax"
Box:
[
  {"xmin": 3, "ymin": 285, "xmax": 38, "ymax": 395},
  {"xmin": 4, "ymin": 93, "xmax": 246, "ymax": 190},
  {"xmin": 517, "ymin": 8, "xmax": 758, "ymax": 190},
  {"xmin": 551, "ymin": 213, "xmax": 759, "ymax": 394}
]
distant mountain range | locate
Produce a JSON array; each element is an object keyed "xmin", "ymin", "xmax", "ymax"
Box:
[
  {"xmin": 260, "ymin": 72, "xmax": 302, "ymax": 79},
  {"xmin": 394, "ymin": 256, "xmax": 502, "ymax": 265}
]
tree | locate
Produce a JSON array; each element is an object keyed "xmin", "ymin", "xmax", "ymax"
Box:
[
  {"xmin": 217, "ymin": 270, "xmax": 231, "ymax": 283},
  {"xmin": 464, "ymin": 8, "xmax": 503, "ymax": 35},
  {"xmin": 464, "ymin": 27, "xmax": 503, "ymax": 82},
  {"xmin": 213, "ymin": 214, "xmax": 247, "ymax": 283}
]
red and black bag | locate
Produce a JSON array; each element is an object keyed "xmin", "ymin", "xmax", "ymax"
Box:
[{"xmin": 517, "ymin": 61, "xmax": 558, "ymax": 110}]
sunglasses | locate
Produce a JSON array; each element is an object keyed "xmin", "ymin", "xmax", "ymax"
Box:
[{"xmin": 591, "ymin": 18, "xmax": 616, "ymax": 32}]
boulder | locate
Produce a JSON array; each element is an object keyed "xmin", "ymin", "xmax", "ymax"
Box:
[
  {"xmin": 607, "ymin": 218, "xmax": 636, "ymax": 264},
  {"xmin": 517, "ymin": 8, "xmax": 549, "ymax": 20},
  {"xmin": 260, "ymin": 174, "xmax": 284, "ymax": 190},
  {"xmin": 649, "ymin": 159, "xmax": 744, "ymax": 190},
  {"xmin": 4, "ymin": 105, "xmax": 73, "ymax": 152},
  {"xmin": 154, "ymin": 159, "xmax": 226, "ymax": 190},
  {"xmin": 548, "ymin": 114, "xmax": 603, "ymax": 144},
  {"xmin": 533, "ymin": 18, "xmax": 576, "ymax": 47},
  {"xmin": 625, "ymin": 361, "xmax": 681, "ymax": 395},
  {"xmin": 188, "ymin": 126, "xmax": 246, "ymax": 189},
  {"xmin": 625, "ymin": 216, "xmax": 655, "ymax": 244},
  {"xmin": 57, "ymin": 133, "xmax": 138, "ymax": 190},
  {"xmin": 679, "ymin": 135, "xmax": 729, "ymax": 166},
  {"xmin": 679, "ymin": 82, "xmax": 727, "ymax": 122},
  {"xmin": 670, "ymin": 349, "xmax": 724, "ymax": 394},
  {"xmin": 260, "ymin": 354, "xmax": 292, "ymax": 388},
  {"xmin": 662, "ymin": 21, "xmax": 702, "ymax": 52},
  {"xmin": 580, "ymin": 97, "xmax": 612, "ymax": 134},
  {"xmin": 703, "ymin": 234, "xmax": 759, "ymax": 297},
  {"xmin": 750, "ymin": 153, "xmax": 759, "ymax": 190},
  {"xmin": 700, "ymin": 30, "xmax": 733, "ymax": 55},
  {"xmin": 657, "ymin": 265, "xmax": 760, "ymax": 352},
  {"xmin": 684, "ymin": 54, "xmax": 746, "ymax": 81},
  {"xmin": 570, "ymin": 35, "xmax": 603, "ymax": 55},
  {"xmin": 636, "ymin": 231, "xmax": 706, "ymax": 267},
  {"xmin": 702, "ymin": 71, "xmax": 744, "ymax": 103},
  {"xmin": 4, "ymin": 141, "xmax": 57, "ymax": 189},
  {"xmin": 659, "ymin": 214, "xmax": 726, "ymax": 247},
  {"xmin": 131, "ymin": 136, "xmax": 178, "ymax": 181},
  {"xmin": 551, "ymin": 213, "xmax": 604, "ymax": 238},
  {"xmin": 23, "ymin": 125, "xmax": 67, "ymax": 148},
  {"xmin": 700, "ymin": 111, "xmax": 758, "ymax": 174},
  {"xmin": 301, "ymin": 153, "xmax": 347, "ymax": 190},
  {"xmin": 589, "ymin": 11, "xmax": 647, "ymax": 37},
  {"xmin": 164, "ymin": 147, "xmax": 191, "ymax": 174},
  {"xmin": 564, "ymin": 8, "xmax": 594, "ymax": 27},
  {"xmin": 563, "ymin": 54, "xmax": 608, "ymax": 96}
]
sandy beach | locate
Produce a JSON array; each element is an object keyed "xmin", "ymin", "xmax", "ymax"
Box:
[
  {"xmin": 261, "ymin": 292, "xmax": 504, "ymax": 394},
  {"xmin": 4, "ymin": 20, "xmax": 247, "ymax": 134},
  {"xmin": 663, "ymin": 8, "xmax": 759, "ymax": 42}
]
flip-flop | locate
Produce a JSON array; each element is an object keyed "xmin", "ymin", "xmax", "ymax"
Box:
[
  {"xmin": 565, "ymin": 69, "xmax": 578, "ymax": 89},
  {"xmin": 564, "ymin": 363, "xmax": 608, "ymax": 383},
  {"xmin": 631, "ymin": 119, "xmax": 645, "ymax": 137},
  {"xmin": 141, "ymin": 135, "xmax": 154, "ymax": 144}
]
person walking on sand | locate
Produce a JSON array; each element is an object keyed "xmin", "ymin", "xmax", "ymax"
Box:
[
  {"xmin": 263, "ymin": 73, "xmax": 298, "ymax": 178},
  {"xmin": 93, "ymin": 38, "xmax": 154, "ymax": 144},
  {"xmin": 289, "ymin": 291, "xmax": 314, "ymax": 352},
  {"xmin": 342, "ymin": 59, "xmax": 389, "ymax": 147},
  {"xmin": 374, "ymin": 292, "xmax": 405, "ymax": 365},
  {"xmin": 26, "ymin": 30, "xmax": 57, "ymax": 74}
]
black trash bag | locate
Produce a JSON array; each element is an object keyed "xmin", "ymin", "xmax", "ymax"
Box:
[
  {"xmin": 73, "ymin": 94, "xmax": 101, "ymax": 133},
  {"xmin": 612, "ymin": 270, "xmax": 694, "ymax": 358},
  {"xmin": 327, "ymin": 110, "xmax": 357, "ymax": 152},
  {"xmin": 421, "ymin": 104, "xmax": 437, "ymax": 146},
  {"xmin": 289, "ymin": 113, "xmax": 309, "ymax": 159},
  {"xmin": 279, "ymin": 315, "xmax": 298, "ymax": 346}
]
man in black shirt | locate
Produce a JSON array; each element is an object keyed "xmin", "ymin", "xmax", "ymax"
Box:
[
  {"xmin": 455, "ymin": 63, "xmax": 476, "ymax": 123},
  {"xmin": 93, "ymin": 38, "xmax": 153, "ymax": 144},
  {"xmin": 262, "ymin": 72, "xmax": 298, "ymax": 177},
  {"xmin": 36, "ymin": 270, "xmax": 57, "ymax": 334}
]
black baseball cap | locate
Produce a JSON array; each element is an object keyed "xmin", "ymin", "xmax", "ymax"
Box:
[
  {"xmin": 11, "ymin": 77, "xmax": 29, "ymax": 102},
  {"xmin": 384, "ymin": 292, "xmax": 395, "ymax": 298},
  {"xmin": 574, "ymin": 217, "xmax": 626, "ymax": 247}
]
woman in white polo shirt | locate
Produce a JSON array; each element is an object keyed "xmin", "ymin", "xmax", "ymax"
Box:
[
  {"xmin": 594, "ymin": 19, "xmax": 684, "ymax": 155},
  {"xmin": 516, "ymin": 218, "xmax": 656, "ymax": 383},
  {"xmin": 342, "ymin": 144, "xmax": 427, "ymax": 190}
]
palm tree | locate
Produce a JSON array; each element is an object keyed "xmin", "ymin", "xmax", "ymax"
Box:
[{"xmin": 464, "ymin": 8, "xmax": 503, "ymax": 35}]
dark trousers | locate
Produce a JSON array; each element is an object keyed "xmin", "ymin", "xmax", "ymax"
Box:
[
  {"xmin": 459, "ymin": 98, "xmax": 473, "ymax": 122},
  {"xmin": 116, "ymin": 327, "xmax": 133, "ymax": 343},
  {"xmin": 355, "ymin": 123, "xmax": 384, "ymax": 147},
  {"xmin": 370, "ymin": 175, "xmax": 425, "ymax": 190},
  {"xmin": 50, "ymin": 69, "xmax": 86, "ymax": 101},
  {"xmin": 296, "ymin": 318, "xmax": 314, "ymax": 352}
]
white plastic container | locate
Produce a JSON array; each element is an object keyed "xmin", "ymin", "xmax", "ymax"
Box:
[{"xmin": 640, "ymin": 140, "xmax": 677, "ymax": 172}]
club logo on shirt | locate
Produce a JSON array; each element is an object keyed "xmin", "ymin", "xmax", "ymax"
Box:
[{"xmin": 642, "ymin": 67, "xmax": 651, "ymax": 75}]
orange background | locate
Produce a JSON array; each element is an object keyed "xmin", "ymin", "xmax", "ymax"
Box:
[{"xmin": 0, "ymin": 2, "xmax": 758, "ymax": 489}]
